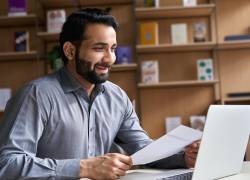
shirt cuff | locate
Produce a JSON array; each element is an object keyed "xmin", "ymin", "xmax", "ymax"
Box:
[{"xmin": 55, "ymin": 159, "xmax": 80, "ymax": 178}]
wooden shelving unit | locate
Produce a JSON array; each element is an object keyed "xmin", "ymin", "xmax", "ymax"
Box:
[
  {"xmin": 111, "ymin": 63, "xmax": 137, "ymax": 72},
  {"xmin": 0, "ymin": 51, "xmax": 38, "ymax": 61},
  {"xmin": 135, "ymin": 4, "xmax": 215, "ymax": 19},
  {"xmin": 0, "ymin": 14, "xmax": 38, "ymax": 27},
  {"xmin": 222, "ymin": 97, "xmax": 250, "ymax": 103},
  {"xmin": 40, "ymin": 0, "xmax": 132, "ymax": 8},
  {"xmin": 217, "ymin": 40, "xmax": 250, "ymax": 50},
  {"xmin": 138, "ymin": 80, "xmax": 218, "ymax": 89},
  {"xmin": 137, "ymin": 42, "xmax": 215, "ymax": 53},
  {"xmin": 37, "ymin": 32, "xmax": 59, "ymax": 42}
]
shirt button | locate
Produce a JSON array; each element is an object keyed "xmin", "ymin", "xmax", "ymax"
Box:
[{"xmin": 90, "ymin": 127, "xmax": 95, "ymax": 131}]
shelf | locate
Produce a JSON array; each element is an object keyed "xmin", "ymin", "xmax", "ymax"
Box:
[
  {"xmin": 0, "ymin": 51, "xmax": 37, "ymax": 61},
  {"xmin": 111, "ymin": 63, "xmax": 137, "ymax": 72},
  {"xmin": 137, "ymin": 42, "xmax": 215, "ymax": 53},
  {"xmin": 217, "ymin": 40, "xmax": 250, "ymax": 50},
  {"xmin": 0, "ymin": 14, "xmax": 37, "ymax": 27},
  {"xmin": 222, "ymin": 97, "xmax": 250, "ymax": 103},
  {"xmin": 41, "ymin": 0, "xmax": 132, "ymax": 8},
  {"xmin": 37, "ymin": 32, "xmax": 59, "ymax": 42},
  {"xmin": 135, "ymin": 4, "xmax": 215, "ymax": 19},
  {"xmin": 138, "ymin": 80, "xmax": 219, "ymax": 89},
  {"xmin": 78, "ymin": 0, "xmax": 132, "ymax": 6}
]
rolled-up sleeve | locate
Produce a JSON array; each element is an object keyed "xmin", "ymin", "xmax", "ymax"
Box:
[{"xmin": 0, "ymin": 84, "xmax": 80, "ymax": 180}]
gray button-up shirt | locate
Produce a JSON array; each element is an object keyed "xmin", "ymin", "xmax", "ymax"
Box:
[{"xmin": 0, "ymin": 67, "xmax": 186, "ymax": 180}]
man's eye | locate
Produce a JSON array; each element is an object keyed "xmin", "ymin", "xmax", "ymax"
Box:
[{"xmin": 93, "ymin": 47, "xmax": 104, "ymax": 51}]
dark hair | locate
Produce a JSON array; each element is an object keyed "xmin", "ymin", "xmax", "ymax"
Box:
[{"xmin": 59, "ymin": 8, "xmax": 119, "ymax": 65}]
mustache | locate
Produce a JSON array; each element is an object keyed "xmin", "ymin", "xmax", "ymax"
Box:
[{"xmin": 95, "ymin": 63, "xmax": 111, "ymax": 68}]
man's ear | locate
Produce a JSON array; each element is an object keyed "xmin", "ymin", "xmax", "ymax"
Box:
[{"xmin": 63, "ymin": 41, "xmax": 76, "ymax": 61}]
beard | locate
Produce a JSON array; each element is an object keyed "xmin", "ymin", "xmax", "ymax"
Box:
[{"xmin": 75, "ymin": 53, "xmax": 110, "ymax": 84}]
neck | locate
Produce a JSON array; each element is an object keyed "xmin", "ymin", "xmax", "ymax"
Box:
[{"xmin": 66, "ymin": 65, "xmax": 95, "ymax": 97}]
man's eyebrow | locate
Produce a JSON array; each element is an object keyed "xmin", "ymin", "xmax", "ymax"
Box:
[{"xmin": 92, "ymin": 42, "xmax": 117, "ymax": 47}]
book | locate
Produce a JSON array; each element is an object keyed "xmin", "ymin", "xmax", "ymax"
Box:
[
  {"xmin": 224, "ymin": 34, "xmax": 250, "ymax": 41},
  {"xmin": 165, "ymin": 116, "xmax": 182, "ymax": 133},
  {"xmin": 48, "ymin": 46, "xmax": 63, "ymax": 71},
  {"xmin": 190, "ymin": 115, "xmax": 206, "ymax": 131},
  {"xmin": 0, "ymin": 88, "xmax": 11, "ymax": 111},
  {"xmin": 171, "ymin": 23, "xmax": 188, "ymax": 44},
  {"xmin": 140, "ymin": 22, "xmax": 159, "ymax": 45},
  {"xmin": 144, "ymin": 0, "xmax": 159, "ymax": 8},
  {"xmin": 141, "ymin": 60, "xmax": 159, "ymax": 84},
  {"xmin": 8, "ymin": 0, "xmax": 27, "ymax": 16},
  {"xmin": 115, "ymin": 46, "xmax": 132, "ymax": 64},
  {"xmin": 197, "ymin": 58, "xmax": 214, "ymax": 81},
  {"xmin": 193, "ymin": 22, "xmax": 207, "ymax": 42},
  {"xmin": 14, "ymin": 31, "xmax": 29, "ymax": 52},
  {"xmin": 182, "ymin": 0, "xmax": 197, "ymax": 7},
  {"xmin": 47, "ymin": 9, "xmax": 66, "ymax": 33}
]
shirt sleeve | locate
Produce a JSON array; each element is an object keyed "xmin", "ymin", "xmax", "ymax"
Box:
[
  {"xmin": 115, "ymin": 92, "xmax": 153, "ymax": 155},
  {"xmin": 0, "ymin": 84, "xmax": 80, "ymax": 180},
  {"xmin": 115, "ymin": 91, "xmax": 187, "ymax": 169}
]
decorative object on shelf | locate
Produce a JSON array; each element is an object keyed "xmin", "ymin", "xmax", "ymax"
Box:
[
  {"xmin": 193, "ymin": 22, "xmax": 207, "ymax": 42},
  {"xmin": 189, "ymin": 115, "xmax": 206, "ymax": 131},
  {"xmin": 224, "ymin": 34, "xmax": 250, "ymax": 41},
  {"xmin": 171, "ymin": 23, "xmax": 188, "ymax": 44},
  {"xmin": 144, "ymin": 0, "xmax": 159, "ymax": 8},
  {"xmin": 47, "ymin": 9, "xmax": 66, "ymax": 33},
  {"xmin": 140, "ymin": 22, "xmax": 159, "ymax": 45},
  {"xmin": 48, "ymin": 46, "xmax": 63, "ymax": 71},
  {"xmin": 0, "ymin": 88, "xmax": 11, "ymax": 112},
  {"xmin": 197, "ymin": 58, "xmax": 214, "ymax": 81},
  {"xmin": 182, "ymin": 0, "xmax": 197, "ymax": 7},
  {"xmin": 141, "ymin": 60, "xmax": 159, "ymax": 84},
  {"xmin": 14, "ymin": 31, "xmax": 29, "ymax": 52},
  {"xmin": 165, "ymin": 116, "xmax": 182, "ymax": 133},
  {"xmin": 115, "ymin": 46, "xmax": 132, "ymax": 64},
  {"xmin": 8, "ymin": 0, "xmax": 27, "ymax": 16}
]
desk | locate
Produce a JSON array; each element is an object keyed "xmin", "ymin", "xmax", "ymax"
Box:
[{"xmin": 121, "ymin": 162, "xmax": 250, "ymax": 180}]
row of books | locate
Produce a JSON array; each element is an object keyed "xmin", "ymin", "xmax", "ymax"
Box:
[
  {"xmin": 141, "ymin": 59, "xmax": 214, "ymax": 84},
  {"xmin": 143, "ymin": 0, "xmax": 198, "ymax": 8},
  {"xmin": 140, "ymin": 22, "xmax": 207, "ymax": 45},
  {"xmin": 166, "ymin": 115, "xmax": 206, "ymax": 133}
]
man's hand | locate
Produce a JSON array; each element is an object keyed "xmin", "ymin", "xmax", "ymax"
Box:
[
  {"xmin": 79, "ymin": 153, "xmax": 132, "ymax": 180},
  {"xmin": 184, "ymin": 141, "xmax": 200, "ymax": 168}
]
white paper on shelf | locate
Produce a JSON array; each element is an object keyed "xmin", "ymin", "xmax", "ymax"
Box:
[
  {"xmin": 0, "ymin": 88, "xmax": 11, "ymax": 111},
  {"xmin": 131, "ymin": 125, "xmax": 202, "ymax": 165}
]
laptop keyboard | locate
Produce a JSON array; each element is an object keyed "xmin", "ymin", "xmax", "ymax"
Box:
[{"xmin": 156, "ymin": 171, "xmax": 193, "ymax": 180}]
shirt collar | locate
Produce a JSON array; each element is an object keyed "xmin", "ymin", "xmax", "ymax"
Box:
[{"xmin": 58, "ymin": 67, "xmax": 105, "ymax": 94}]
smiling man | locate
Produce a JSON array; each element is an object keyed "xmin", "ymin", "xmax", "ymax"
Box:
[{"xmin": 0, "ymin": 8, "xmax": 199, "ymax": 180}]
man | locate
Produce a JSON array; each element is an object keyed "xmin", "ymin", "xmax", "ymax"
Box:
[{"xmin": 0, "ymin": 8, "xmax": 199, "ymax": 180}]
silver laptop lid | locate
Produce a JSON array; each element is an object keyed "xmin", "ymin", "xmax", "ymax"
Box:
[{"xmin": 192, "ymin": 105, "xmax": 250, "ymax": 180}]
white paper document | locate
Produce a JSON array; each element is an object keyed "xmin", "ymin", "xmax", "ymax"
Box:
[{"xmin": 131, "ymin": 125, "xmax": 202, "ymax": 165}]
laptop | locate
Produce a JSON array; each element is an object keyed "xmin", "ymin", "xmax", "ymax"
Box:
[{"xmin": 121, "ymin": 105, "xmax": 250, "ymax": 180}]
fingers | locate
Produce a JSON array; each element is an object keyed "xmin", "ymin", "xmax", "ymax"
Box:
[{"xmin": 106, "ymin": 153, "xmax": 133, "ymax": 167}]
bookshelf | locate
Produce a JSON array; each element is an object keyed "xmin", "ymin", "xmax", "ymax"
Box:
[
  {"xmin": 0, "ymin": 51, "xmax": 38, "ymax": 61},
  {"xmin": 135, "ymin": 0, "xmax": 217, "ymax": 139},
  {"xmin": 0, "ymin": 14, "xmax": 38, "ymax": 27},
  {"xmin": 217, "ymin": 40, "xmax": 250, "ymax": 50},
  {"xmin": 111, "ymin": 63, "xmax": 137, "ymax": 72},
  {"xmin": 138, "ymin": 80, "xmax": 218, "ymax": 89},
  {"xmin": 40, "ymin": 0, "xmax": 132, "ymax": 8},
  {"xmin": 135, "ymin": 4, "xmax": 215, "ymax": 19},
  {"xmin": 37, "ymin": 32, "xmax": 59, "ymax": 42},
  {"xmin": 137, "ymin": 42, "xmax": 215, "ymax": 53}
]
